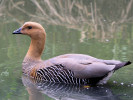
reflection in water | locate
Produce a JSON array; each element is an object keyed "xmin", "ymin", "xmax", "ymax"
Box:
[{"xmin": 22, "ymin": 75, "xmax": 120, "ymax": 100}]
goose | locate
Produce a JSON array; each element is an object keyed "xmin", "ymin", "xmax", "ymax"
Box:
[{"xmin": 13, "ymin": 22, "xmax": 131, "ymax": 85}]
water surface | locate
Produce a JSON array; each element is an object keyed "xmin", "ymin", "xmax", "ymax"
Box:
[{"xmin": 0, "ymin": 0, "xmax": 133, "ymax": 100}]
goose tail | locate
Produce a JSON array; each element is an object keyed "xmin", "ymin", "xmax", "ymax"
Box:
[{"xmin": 114, "ymin": 61, "xmax": 132, "ymax": 70}]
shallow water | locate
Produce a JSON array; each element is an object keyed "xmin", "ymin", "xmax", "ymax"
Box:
[{"xmin": 0, "ymin": 0, "xmax": 133, "ymax": 100}]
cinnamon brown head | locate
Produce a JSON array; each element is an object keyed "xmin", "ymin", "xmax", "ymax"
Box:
[
  {"xmin": 13, "ymin": 22, "xmax": 46, "ymax": 60},
  {"xmin": 13, "ymin": 22, "xmax": 46, "ymax": 40}
]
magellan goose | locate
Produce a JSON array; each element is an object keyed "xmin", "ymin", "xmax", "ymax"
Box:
[{"xmin": 13, "ymin": 22, "xmax": 131, "ymax": 85}]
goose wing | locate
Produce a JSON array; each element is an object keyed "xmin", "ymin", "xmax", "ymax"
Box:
[
  {"xmin": 46, "ymin": 58, "xmax": 115, "ymax": 79},
  {"xmin": 45, "ymin": 54, "xmax": 131, "ymax": 79}
]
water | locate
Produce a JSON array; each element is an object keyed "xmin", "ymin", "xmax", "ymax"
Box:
[{"xmin": 0, "ymin": 0, "xmax": 133, "ymax": 100}]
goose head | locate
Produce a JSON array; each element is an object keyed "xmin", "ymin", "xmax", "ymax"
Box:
[
  {"xmin": 13, "ymin": 22, "xmax": 46, "ymax": 39},
  {"xmin": 13, "ymin": 22, "xmax": 46, "ymax": 61}
]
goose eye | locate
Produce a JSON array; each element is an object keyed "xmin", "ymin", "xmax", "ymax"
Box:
[{"xmin": 28, "ymin": 26, "xmax": 32, "ymax": 29}]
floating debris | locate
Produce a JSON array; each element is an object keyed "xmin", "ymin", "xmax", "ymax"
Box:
[
  {"xmin": 131, "ymin": 84, "xmax": 133, "ymax": 87},
  {"xmin": 121, "ymin": 82, "xmax": 124, "ymax": 85},
  {"xmin": 123, "ymin": 94, "xmax": 127, "ymax": 96},
  {"xmin": 105, "ymin": 39, "xmax": 109, "ymax": 42},
  {"xmin": 113, "ymin": 81, "xmax": 117, "ymax": 84}
]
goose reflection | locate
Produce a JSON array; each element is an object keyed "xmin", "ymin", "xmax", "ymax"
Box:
[{"xmin": 22, "ymin": 75, "xmax": 121, "ymax": 100}]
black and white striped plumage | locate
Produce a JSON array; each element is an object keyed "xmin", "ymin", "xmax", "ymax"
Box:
[
  {"xmin": 30, "ymin": 59, "xmax": 131, "ymax": 85},
  {"xmin": 35, "ymin": 64, "xmax": 90, "ymax": 85}
]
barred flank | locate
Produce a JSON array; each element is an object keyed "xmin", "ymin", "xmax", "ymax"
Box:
[{"xmin": 35, "ymin": 64, "xmax": 89, "ymax": 85}]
